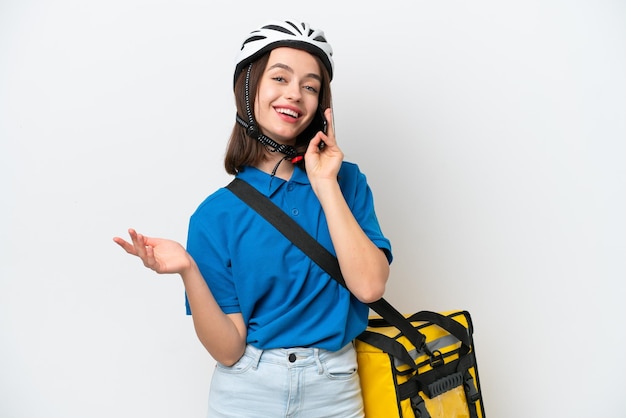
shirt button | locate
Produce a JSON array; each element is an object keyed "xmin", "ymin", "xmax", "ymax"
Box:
[
  {"xmin": 291, "ymin": 208, "xmax": 299, "ymax": 216},
  {"xmin": 287, "ymin": 184, "xmax": 295, "ymax": 191},
  {"xmin": 288, "ymin": 353, "xmax": 296, "ymax": 363}
]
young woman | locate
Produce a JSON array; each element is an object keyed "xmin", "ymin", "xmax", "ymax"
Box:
[{"xmin": 114, "ymin": 20, "xmax": 392, "ymax": 417}]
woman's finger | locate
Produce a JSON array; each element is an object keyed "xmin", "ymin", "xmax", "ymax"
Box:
[
  {"xmin": 143, "ymin": 245, "xmax": 160, "ymax": 270},
  {"xmin": 322, "ymin": 107, "xmax": 335, "ymax": 145},
  {"xmin": 130, "ymin": 230, "xmax": 149, "ymax": 259},
  {"xmin": 112, "ymin": 237, "xmax": 137, "ymax": 255}
]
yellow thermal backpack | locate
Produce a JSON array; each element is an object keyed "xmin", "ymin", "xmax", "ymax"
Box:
[
  {"xmin": 225, "ymin": 179, "xmax": 486, "ymax": 417},
  {"xmin": 355, "ymin": 310, "xmax": 485, "ymax": 418}
]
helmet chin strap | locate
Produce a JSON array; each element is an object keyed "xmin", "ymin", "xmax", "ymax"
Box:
[{"xmin": 235, "ymin": 63, "xmax": 305, "ymax": 171}]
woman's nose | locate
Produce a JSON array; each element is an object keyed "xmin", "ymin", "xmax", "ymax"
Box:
[{"xmin": 285, "ymin": 82, "xmax": 301, "ymax": 101}]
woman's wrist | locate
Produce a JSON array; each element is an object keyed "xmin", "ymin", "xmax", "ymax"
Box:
[
  {"xmin": 310, "ymin": 177, "xmax": 340, "ymax": 201},
  {"xmin": 180, "ymin": 254, "xmax": 200, "ymax": 280}
]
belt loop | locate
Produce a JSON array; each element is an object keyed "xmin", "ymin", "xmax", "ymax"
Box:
[{"xmin": 313, "ymin": 348, "xmax": 323, "ymax": 374}]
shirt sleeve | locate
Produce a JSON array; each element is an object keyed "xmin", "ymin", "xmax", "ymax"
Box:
[{"xmin": 185, "ymin": 195, "xmax": 241, "ymax": 315}]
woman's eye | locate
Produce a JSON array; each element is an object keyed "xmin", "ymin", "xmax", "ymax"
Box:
[
  {"xmin": 272, "ymin": 76, "xmax": 286, "ymax": 83},
  {"xmin": 304, "ymin": 85, "xmax": 319, "ymax": 93}
]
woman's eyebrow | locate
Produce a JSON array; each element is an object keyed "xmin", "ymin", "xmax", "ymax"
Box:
[{"xmin": 268, "ymin": 63, "xmax": 322, "ymax": 82}]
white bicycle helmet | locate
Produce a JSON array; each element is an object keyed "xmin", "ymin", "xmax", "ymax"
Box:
[{"xmin": 234, "ymin": 20, "xmax": 334, "ymax": 85}]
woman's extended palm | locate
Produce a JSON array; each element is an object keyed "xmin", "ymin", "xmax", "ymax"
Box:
[{"xmin": 113, "ymin": 228, "xmax": 192, "ymax": 275}]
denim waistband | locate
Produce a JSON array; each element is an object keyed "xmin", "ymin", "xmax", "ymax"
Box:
[{"xmin": 244, "ymin": 343, "xmax": 353, "ymax": 372}]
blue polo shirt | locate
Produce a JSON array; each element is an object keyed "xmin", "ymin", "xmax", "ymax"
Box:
[{"xmin": 185, "ymin": 161, "xmax": 392, "ymax": 351}]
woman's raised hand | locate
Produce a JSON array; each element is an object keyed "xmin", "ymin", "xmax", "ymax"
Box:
[
  {"xmin": 113, "ymin": 228, "xmax": 194, "ymax": 275},
  {"xmin": 305, "ymin": 107, "xmax": 343, "ymax": 183}
]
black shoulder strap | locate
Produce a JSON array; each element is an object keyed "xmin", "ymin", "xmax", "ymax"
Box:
[{"xmin": 226, "ymin": 177, "xmax": 428, "ymax": 352}]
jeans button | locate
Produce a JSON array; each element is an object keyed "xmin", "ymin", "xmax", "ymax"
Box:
[{"xmin": 288, "ymin": 353, "xmax": 296, "ymax": 363}]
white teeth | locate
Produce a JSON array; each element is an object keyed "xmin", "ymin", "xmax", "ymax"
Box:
[{"xmin": 276, "ymin": 108, "xmax": 299, "ymax": 118}]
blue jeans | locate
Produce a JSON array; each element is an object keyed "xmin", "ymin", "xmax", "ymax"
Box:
[{"xmin": 207, "ymin": 343, "xmax": 364, "ymax": 418}]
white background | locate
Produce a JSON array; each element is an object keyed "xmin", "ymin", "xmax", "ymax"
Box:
[{"xmin": 1, "ymin": 1, "xmax": 625, "ymax": 417}]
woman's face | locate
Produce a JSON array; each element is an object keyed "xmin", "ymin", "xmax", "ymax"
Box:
[{"xmin": 254, "ymin": 47, "xmax": 322, "ymax": 145}]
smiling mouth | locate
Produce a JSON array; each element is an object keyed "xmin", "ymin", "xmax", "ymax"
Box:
[{"xmin": 275, "ymin": 107, "xmax": 300, "ymax": 119}]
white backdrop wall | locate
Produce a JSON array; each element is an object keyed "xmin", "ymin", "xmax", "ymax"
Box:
[{"xmin": 1, "ymin": 1, "xmax": 625, "ymax": 417}]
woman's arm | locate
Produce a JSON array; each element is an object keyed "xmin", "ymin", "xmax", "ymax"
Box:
[
  {"xmin": 305, "ymin": 110, "xmax": 389, "ymax": 303},
  {"xmin": 311, "ymin": 181, "xmax": 389, "ymax": 303},
  {"xmin": 113, "ymin": 229, "xmax": 247, "ymax": 365}
]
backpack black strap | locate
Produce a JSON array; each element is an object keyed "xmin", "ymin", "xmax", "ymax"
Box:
[{"xmin": 226, "ymin": 177, "xmax": 429, "ymax": 353}]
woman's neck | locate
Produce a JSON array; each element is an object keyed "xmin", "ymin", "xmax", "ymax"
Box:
[{"xmin": 255, "ymin": 154, "xmax": 295, "ymax": 180}]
